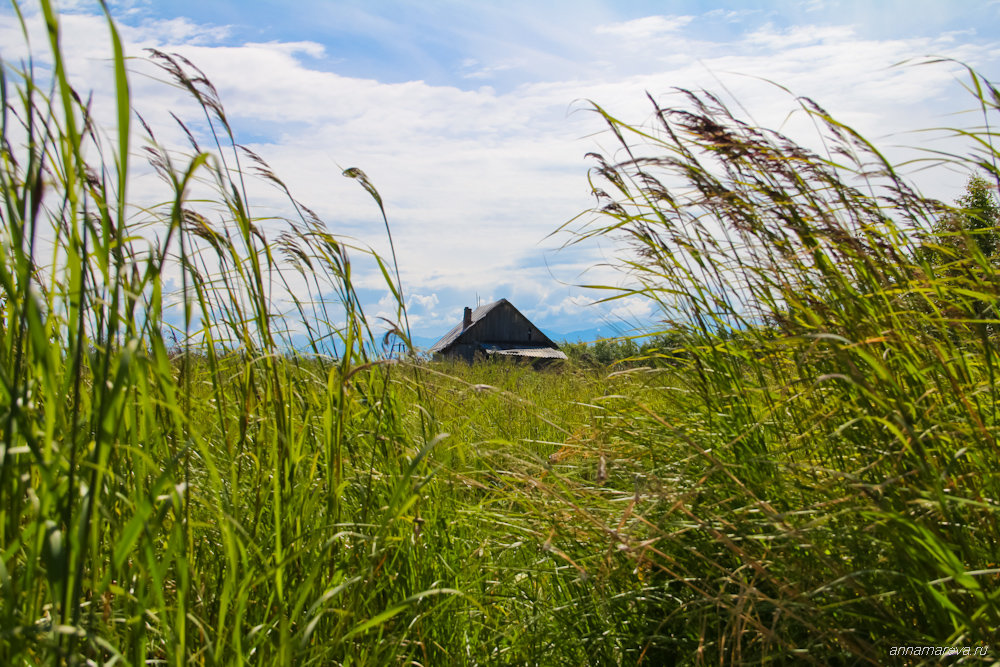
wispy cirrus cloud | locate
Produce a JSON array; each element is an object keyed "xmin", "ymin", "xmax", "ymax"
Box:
[{"xmin": 594, "ymin": 15, "xmax": 695, "ymax": 40}]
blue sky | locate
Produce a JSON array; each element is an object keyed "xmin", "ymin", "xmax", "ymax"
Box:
[
  {"xmin": 4, "ymin": 0, "xmax": 1000, "ymax": 341},
  {"xmin": 123, "ymin": 1, "xmax": 1000, "ymax": 88}
]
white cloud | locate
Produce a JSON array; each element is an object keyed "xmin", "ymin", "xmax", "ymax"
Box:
[
  {"xmin": 247, "ymin": 40, "xmax": 326, "ymax": 59},
  {"xmin": 3, "ymin": 4, "xmax": 999, "ymax": 338},
  {"xmin": 408, "ymin": 293, "xmax": 439, "ymax": 311},
  {"xmin": 595, "ymin": 15, "xmax": 695, "ymax": 41},
  {"xmin": 745, "ymin": 23, "xmax": 857, "ymax": 48},
  {"xmin": 607, "ymin": 296, "xmax": 656, "ymax": 326},
  {"xmin": 705, "ymin": 9, "xmax": 761, "ymax": 23},
  {"xmin": 459, "ymin": 57, "xmax": 518, "ymax": 80},
  {"xmin": 540, "ymin": 294, "xmax": 596, "ymax": 319},
  {"xmin": 796, "ymin": 0, "xmax": 828, "ymax": 12},
  {"xmin": 125, "ymin": 16, "xmax": 232, "ymax": 44}
]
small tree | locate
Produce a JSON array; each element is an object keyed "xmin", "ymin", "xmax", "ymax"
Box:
[
  {"xmin": 915, "ymin": 174, "xmax": 1000, "ymax": 335},
  {"xmin": 932, "ymin": 174, "xmax": 1000, "ymax": 261}
]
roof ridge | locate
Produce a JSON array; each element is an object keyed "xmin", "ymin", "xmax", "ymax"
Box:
[{"xmin": 428, "ymin": 298, "xmax": 560, "ymax": 355}]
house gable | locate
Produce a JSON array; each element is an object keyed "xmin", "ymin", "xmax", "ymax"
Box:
[
  {"xmin": 428, "ymin": 298, "xmax": 565, "ymax": 361},
  {"xmin": 455, "ymin": 300, "xmax": 556, "ymax": 348}
]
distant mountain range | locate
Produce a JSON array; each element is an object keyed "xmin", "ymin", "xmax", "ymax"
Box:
[
  {"xmin": 408, "ymin": 326, "xmax": 629, "ymax": 351},
  {"xmin": 549, "ymin": 327, "xmax": 620, "ymax": 343}
]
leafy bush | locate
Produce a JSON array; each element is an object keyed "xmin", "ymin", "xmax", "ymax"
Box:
[{"xmin": 561, "ymin": 337, "xmax": 641, "ymax": 366}]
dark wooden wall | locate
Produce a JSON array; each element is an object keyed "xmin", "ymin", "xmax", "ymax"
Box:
[{"xmin": 462, "ymin": 301, "xmax": 537, "ymax": 345}]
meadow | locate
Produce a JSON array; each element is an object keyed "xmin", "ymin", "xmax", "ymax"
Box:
[{"xmin": 1, "ymin": 2, "xmax": 999, "ymax": 664}]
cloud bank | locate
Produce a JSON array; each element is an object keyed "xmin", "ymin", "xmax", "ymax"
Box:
[{"xmin": 2, "ymin": 1, "xmax": 998, "ymax": 339}]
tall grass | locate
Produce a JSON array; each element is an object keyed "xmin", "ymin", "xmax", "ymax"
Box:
[
  {"xmin": 0, "ymin": 2, "xmax": 462, "ymax": 664},
  {"xmin": 4, "ymin": 1, "xmax": 1000, "ymax": 664},
  {"xmin": 563, "ymin": 75, "xmax": 1000, "ymax": 660},
  {"xmin": 1, "ymin": 4, "xmax": 657, "ymax": 664}
]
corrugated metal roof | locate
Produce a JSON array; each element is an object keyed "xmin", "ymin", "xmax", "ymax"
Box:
[{"xmin": 480, "ymin": 343, "xmax": 568, "ymax": 360}]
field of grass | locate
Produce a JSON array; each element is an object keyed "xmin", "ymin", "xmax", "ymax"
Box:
[{"xmin": 2, "ymin": 2, "xmax": 999, "ymax": 665}]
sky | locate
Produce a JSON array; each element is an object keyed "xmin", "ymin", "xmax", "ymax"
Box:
[{"xmin": 2, "ymin": 0, "xmax": 1000, "ymax": 343}]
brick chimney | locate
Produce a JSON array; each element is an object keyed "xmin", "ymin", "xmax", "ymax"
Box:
[{"xmin": 463, "ymin": 306, "xmax": 472, "ymax": 329}]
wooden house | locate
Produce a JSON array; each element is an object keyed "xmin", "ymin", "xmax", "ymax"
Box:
[{"xmin": 428, "ymin": 298, "xmax": 567, "ymax": 362}]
